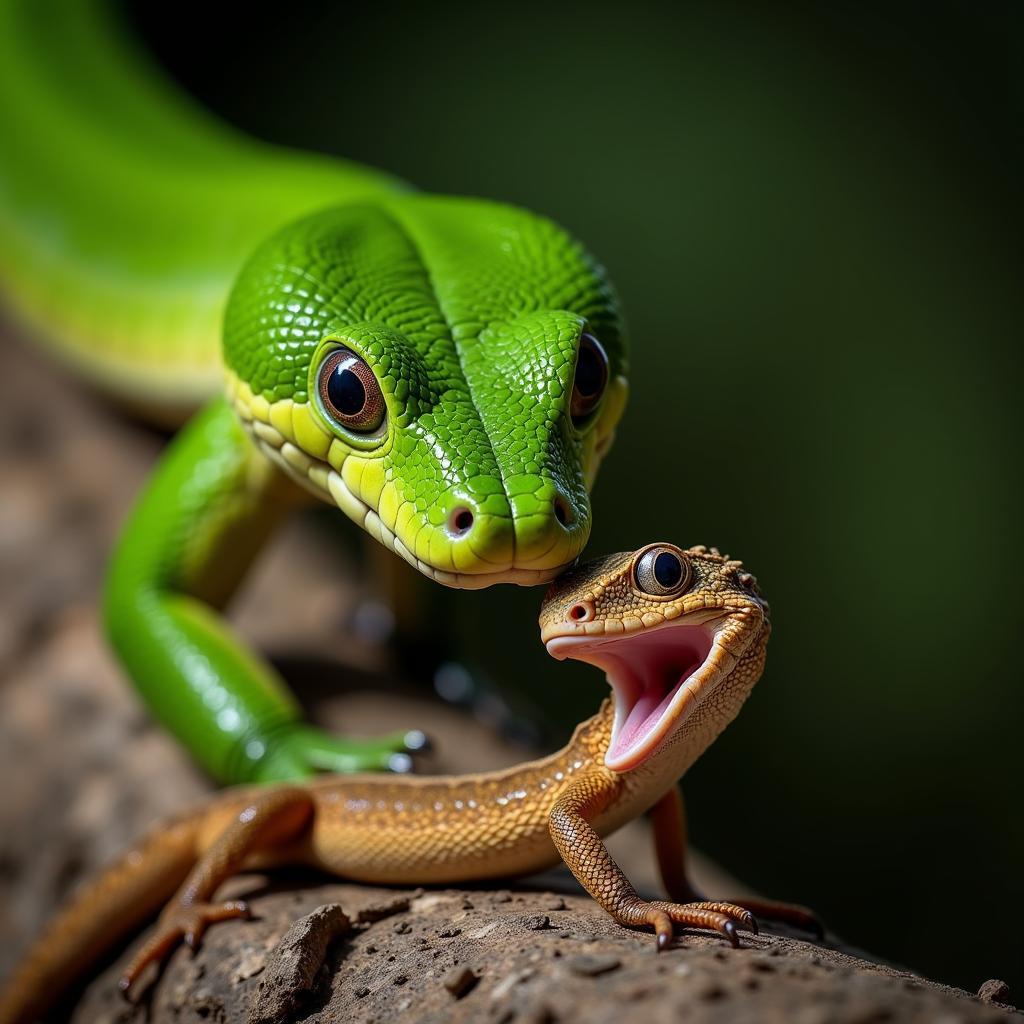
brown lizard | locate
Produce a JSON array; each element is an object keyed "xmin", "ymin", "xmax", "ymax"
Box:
[{"xmin": 0, "ymin": 542, "xmax": 815, "ymax": 1023}]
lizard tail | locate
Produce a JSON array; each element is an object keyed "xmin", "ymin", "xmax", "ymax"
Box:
[{"xmin": 0, "ymin": 813, "xmax": 201, "ymax": 1024}]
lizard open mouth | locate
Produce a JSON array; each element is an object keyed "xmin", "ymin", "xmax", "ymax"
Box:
[{"xmin": 545, "ymin": 620, "xmax": 728, "ymax": 772}]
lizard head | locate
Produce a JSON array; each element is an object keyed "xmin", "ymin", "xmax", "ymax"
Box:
[
  {"xmin": 539, "ymin": 544, "xmax": 769, "ymax": 773},
  {"xmin": 222, "ymin": 196, "xmax": 627, "ymax": 589}
]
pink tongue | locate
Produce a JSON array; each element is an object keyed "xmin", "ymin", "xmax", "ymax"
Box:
[{"xmin": 608, "ymin": 679, "xmax": 680, "ymax": 762}]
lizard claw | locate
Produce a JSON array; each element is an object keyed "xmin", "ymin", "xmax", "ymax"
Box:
[
  {"xmin": 402, "ymin": 729, "xmax": 431, "ymax": 753},
  {"xmin": 650, "ymin": 910, "xmax": 673, "ymax": 951},
  {"xmin": 691, "ymin": 901, "xmax": 757, "ymax": 936},
  {"xmin": 387, "ymin": 752, "xmax": 414, "ymax": 773},
  {"xmin": 255, "ymin": 726, "xmax": 433, "ymax": 780},
  {"xmin": 718, "ymin": 896, "xmax": 823, "ymax": 939},
  {"xmin": 619, "ymin": 899, "xmax": 757, "ymax": 951}
]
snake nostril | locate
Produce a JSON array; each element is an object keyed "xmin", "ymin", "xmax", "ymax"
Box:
[
  {"xmin": 448, "ymin": 506, "xmax": 475, "ymax": 537},
  {"xmin": 568, "ymin": 602, "xmax": 593, "ymax": 622},
  {"xmin": 553, "ymin": 495, "xmax": 574, "ymax": 528}
]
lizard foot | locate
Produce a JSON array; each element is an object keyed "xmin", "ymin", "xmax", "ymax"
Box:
[
  {"xmin": 118, "ymin": 899, "xmax": 251, "ymax": 997},
  {"xmin": 252, "ymin": 725, "xmax": 430, "ymax": 781},
  {"xmin": 617, "ymin": 899, "xmax": 758, "ymax": 951},
  {"xmin": 720, "ymin": 896, "xmax": 823, "ymax": 939}
]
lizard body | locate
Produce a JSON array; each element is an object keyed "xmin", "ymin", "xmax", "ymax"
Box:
[{"xmin": 0, "ymin": 544, "xmax": 789, "ymax": 1024}]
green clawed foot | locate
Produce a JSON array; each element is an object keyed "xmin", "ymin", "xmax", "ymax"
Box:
[{"xmin": 252, "ymin": 726, "xmax": 430, "ymax": 781}]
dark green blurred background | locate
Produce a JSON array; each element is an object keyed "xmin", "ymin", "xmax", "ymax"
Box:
[{"xmin": 131, "ymin": 0, "xmax": 1022, "ymax": 994}]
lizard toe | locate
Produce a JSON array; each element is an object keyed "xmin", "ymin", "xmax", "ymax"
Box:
[
  {"xmin": 619, "ymin": 899, "xmax": 754, "ymax": 950},
  {"xmin": 719, "ymin": 896, "xmax": 822, "ymax": 938},
  {"xmin": 118, "ymin": 900, "xmax": 251, "ymax": 998}
]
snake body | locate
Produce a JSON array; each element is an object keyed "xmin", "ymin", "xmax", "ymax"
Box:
[
  {"xmin": 0, "ymin": 1, "xmax": 630, "ymax": 782},
  {"xmin": 0, "ymin": 1, "xmax": 399, "ymax": 412}
]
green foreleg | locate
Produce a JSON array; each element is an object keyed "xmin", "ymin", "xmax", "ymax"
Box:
[{"xmin": 103, "ymin": 399, "xmax": 415, "ymax": 783}]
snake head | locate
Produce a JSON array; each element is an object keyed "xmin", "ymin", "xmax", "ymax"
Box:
[
  {"xmin": 540, "ymin": 545, "xmax": 769, "ymax": 772},
  {"xmin": 223, "ymin": 196, "xmax": 627, "ymax": 588}
]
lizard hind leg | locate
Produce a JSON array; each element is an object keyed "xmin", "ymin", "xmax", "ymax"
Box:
[
  {"xmin": 0, "ymin": 814, "xmax": 200, "ymax": 1024},
  {"xmin": 119, "ymin": 786, "xmax": 315, "ymax": 996}
]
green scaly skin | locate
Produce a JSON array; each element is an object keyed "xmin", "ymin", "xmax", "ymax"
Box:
[{"xmin": 0, "ymin": 1, "xmax": 629, "ymax": 782}]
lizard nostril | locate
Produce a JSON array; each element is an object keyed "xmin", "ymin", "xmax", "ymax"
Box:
[
  {"xmin": 448, "ymin": 507, "xmax": 475, "ymax": 536},
  {"xmin": 568, "ymin": 601, "xmax": 594, "ymax": 623}
]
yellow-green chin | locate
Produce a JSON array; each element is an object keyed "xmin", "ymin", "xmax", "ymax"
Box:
[{"xmin": 227, "ymin": 374, "xmax": 585, "ymax": 588}]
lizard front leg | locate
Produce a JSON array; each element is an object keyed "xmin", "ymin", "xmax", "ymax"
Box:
[
  {"xmin": 651, "ymin": 784, "xmax": 822, "ymax": 937},
  {"xmin": 119, "ymin": 787, "xmax": 315, "ymax": 994},
  {"xmin": 549, "ymin": 773, "xmax": 756, "ymax": 950},
  {"xmin": 105, "ymin": 399, "xmax": 421, "ymax": 783}
]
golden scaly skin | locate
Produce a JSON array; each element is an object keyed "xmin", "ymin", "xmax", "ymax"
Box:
[{"xmin": 0, "ymin": 544, "xmax": 811, "ymax": 1024}]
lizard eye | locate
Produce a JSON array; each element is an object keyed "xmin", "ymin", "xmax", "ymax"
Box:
[
  {"xmin": 634, "ymin": 546, "xmax": 691, "ymax": 597},
  {"xmin": 317, "ymin": 349, "xmax": 386, "ymax": 434},
  {"xmin": 570, "ymin": 332, "xmax": 609, "ymax": 425}
]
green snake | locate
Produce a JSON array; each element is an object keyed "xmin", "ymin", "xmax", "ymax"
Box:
[{"xmin": 0, "ymin": 1, "xmax": 628, "ymax": 783}]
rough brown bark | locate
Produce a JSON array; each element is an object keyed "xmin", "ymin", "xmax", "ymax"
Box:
[
  {"xmin": 71, "ymin": 879, "xmax": 1017, "ymax": 1024},
  {"xmin": 0, "ymin": 336, "xmax": 1018, "ymax": 1022}
]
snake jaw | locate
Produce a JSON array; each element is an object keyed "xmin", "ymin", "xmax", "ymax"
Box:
[
  {"xmin": 545, "ymin": 618, "xmax": 738, "ymax": 771},
  {"xmin": 230, "ymin": 385, "xmax": 581, "ymax": 589}
]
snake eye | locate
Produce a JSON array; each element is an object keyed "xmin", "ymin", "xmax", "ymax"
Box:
[
  {"xmin": 317, "ymin": 349, "xmax": 386, "ymax": 434},
  {"xmin": 570, "ymin": 332, "xmax": 609, "ymax": 425},
  {"xmin": 634, "ymin": 546, "xmax": 692, "ymax": 597}
]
